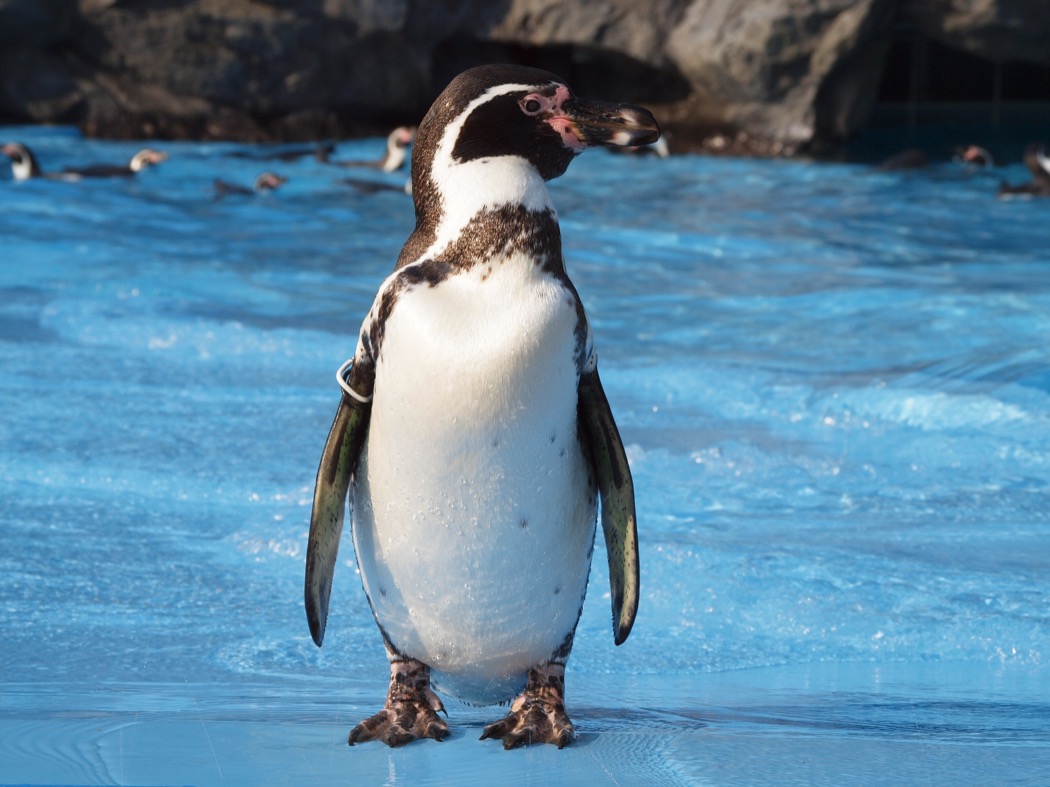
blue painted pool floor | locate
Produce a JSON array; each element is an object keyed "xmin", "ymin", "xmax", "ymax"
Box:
[
  {"xmin": 1, "ymin": 126, "xmax": 1049, "ymax": 785},
  {"xmin": 4, "ymin": 663, "xmax": 1047, "ymax": 785}
]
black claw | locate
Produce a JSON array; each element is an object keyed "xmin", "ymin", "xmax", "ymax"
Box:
[
  {"xmin": 387, "ymin": 729, "xmax": 414, "ymax": 748},
  {"xmin": 425, "ymin": 720, "xmax": 449, "ymax": 741}
]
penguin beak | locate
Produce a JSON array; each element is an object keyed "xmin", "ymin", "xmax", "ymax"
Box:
[{"xmin": 557, "ymin": 99, "xmax": 661, "ymax": 149}]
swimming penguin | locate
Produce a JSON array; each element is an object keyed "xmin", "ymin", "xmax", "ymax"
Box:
[
  {"xmin": 340, "ymin": 175, "xmax": 411, "ymax": 195},
  {"xmin": 2, "ymin": 142, "xmax": 46, "ymax": 180},
  {"xmin": 58, "ymin": 148, "xmax": 168, "ymax": 179},
  {"xmin": 212, "ymin": 171, "xmax": 287, "ymax": 198},
  {"xmin": 998, "ymin": 142, "xmax": 1050, "ymax": 198},
  {"xmin": 3, "ymin": 143, "xmax": 167, "ymax": 181},
  {"xmin": 330, "ymin": 126, "xmax": 415, "ymax": 172},
  {"xmin": 955, "ymin": 144, "xmax": 995, "ymax": 168},
  {"xmin": 305, "ymin": 64, "xmax": 656, "ymax": 749},
  {"xmin": 227, "ymin": 141, "xmax": 334, "ymax": 162},
  {"xmin": 875, "ymin": 147, "xmax": 929, "ymax": 171}
]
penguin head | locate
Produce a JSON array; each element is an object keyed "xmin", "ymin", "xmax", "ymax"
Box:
[
  {"xmin": 411, "ymin": 65, "xmax": 659, "ymax": 209},
  {"xmin": 129, "ymin": 148, "xmax": 168, "ymax": 172},
  {"xmin": 396, "ymin": 64, "xmax": 660, "ymax": 268},
  {"xmin": 1025, "ymin": 142, "xmax": 1050, "ymax": 180},
  {"xmin": 254, "ymin": 171, "xmax": 288, "ymax": 191},
  {"xmin": 2, "ymin": 142, "xmax": 42, "ymax": 180},
  {"xmin": 956, "ymin": 144, "xmax": 993, "ymax": 168},
  {"xmin": 389, "ymin": 125, "xmax": 416, "ymax": 151}
]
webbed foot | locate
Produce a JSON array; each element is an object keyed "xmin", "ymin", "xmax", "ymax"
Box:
[
  {"xmin": 480, "ymin": 664, "xmax": 574, "ymax": 749},
  {"xmin": 348, "ymin": 659, "xmax": 449, "ymax": 747}
]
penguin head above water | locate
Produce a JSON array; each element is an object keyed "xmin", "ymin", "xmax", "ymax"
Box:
[
  {"xmin": 254, "ymin": 171, "xmax": 288, "ymax": 191},
  {"xmin": 381, "ymin": 125, "xmax": 416, "ymax": 172},
  {"xmin": 129, "ymin": 148, "xmax": 168, "ymax": 172},
  {"xmin": 401, "ymin": 63, "xmax": 660, "ymax": 266},
  {"xmin": 2, "ymin": 142, "xmax": 43, "ymax": 180},
  {"xmin": 1024, "ymin": 142, "xmax": 1050, "ymax": 180}
]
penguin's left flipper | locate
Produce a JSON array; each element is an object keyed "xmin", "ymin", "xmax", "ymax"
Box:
[
  {"xmin": 305, "ymin": 387, "xmax": 371, "ymax": 647},
  {"xmin": 578, "ymin": 366, "xmax": 639, "ymax": 645}
]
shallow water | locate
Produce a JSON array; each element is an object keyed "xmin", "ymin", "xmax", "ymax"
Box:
[{"xmin": 1, "ymin": 126, "xmax": 1048, "ymax": 785}]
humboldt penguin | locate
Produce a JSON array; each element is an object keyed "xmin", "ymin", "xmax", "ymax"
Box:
[
  {"xmin": 2, "ymin": 142, "xmax": 166, "ymax": 181},
  {"xmin": 999, "ymin": 142, "xmax": 1050, "ymax": 197},
  {"xmin": 212, "ymin": 171, "xmax": 287, "ymax": 198},
  {"xmin": 60, "ymin": 148, "xmax": 167, "ymax": 179},
  {"xmin": 306, "ymin": 63, "xmax": 655, "ymax": 749},
  {"xmin": 331, "ymin": 126, "xmax": 416, "ymax": 172},
  {"xmin": 2, "ymin": 142, "xmax": 45, "ymax": 180}
]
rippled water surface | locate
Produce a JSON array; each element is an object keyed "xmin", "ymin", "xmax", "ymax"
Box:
[{"xmin": 1, "ymin": 126, "xmax": 1048, "ymax": 785}]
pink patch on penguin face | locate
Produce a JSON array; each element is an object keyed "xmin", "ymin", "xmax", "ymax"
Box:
[
  {"xmin": 518, "ymin": 85, "xmax": 586, "ymax": 153},
  {"xmin": 546, "ymin": 117, "xmax": 586, "ymax": 152}
]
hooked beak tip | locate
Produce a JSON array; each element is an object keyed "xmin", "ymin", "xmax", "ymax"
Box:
[
  {"xmin": 617, "ymin": 106, "xmax": 662, "ymax": 146},
  {"xmin": 571, "ymin": 103, "xmax": 661, "ymax": 149},
  {"xmin": 611, "ymin": 124, "xmax": 661, "ymax": 148}
]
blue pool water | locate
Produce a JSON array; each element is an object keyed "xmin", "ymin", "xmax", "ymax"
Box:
[{"xmin": 1, "ymin": 125, "xmax": 1048, "ymax": 785}]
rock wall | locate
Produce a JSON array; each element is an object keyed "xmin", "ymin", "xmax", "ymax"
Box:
[
  {"xmin": 0, "ymin": 0, "xmax": 1047, "ymax": 152},
  {"xmin": 899, "ymin": 0, "xmax": 1050, "ymax": 64}
]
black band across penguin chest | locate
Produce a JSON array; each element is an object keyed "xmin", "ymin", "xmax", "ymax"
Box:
[{"xmin": 365, "ymin": 206, "xmax": 590, "ymax": 373}]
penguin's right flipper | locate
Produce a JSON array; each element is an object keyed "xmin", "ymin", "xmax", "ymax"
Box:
[{"xmin": 305, "ymin": 381, "xmax": 371, "ymax": 647}]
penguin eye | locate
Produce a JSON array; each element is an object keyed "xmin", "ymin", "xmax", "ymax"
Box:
[{"xmin": 520, "ymin": 97, "xmax": 544, "ymax": 115}]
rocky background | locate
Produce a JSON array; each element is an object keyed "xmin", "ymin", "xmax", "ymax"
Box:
[{"xmin": 1, "ymin": 0, "xmax": 1048, "ymax": 154}]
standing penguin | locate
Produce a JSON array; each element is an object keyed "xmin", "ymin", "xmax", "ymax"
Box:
[{"xmin": 305, "ymin": 64, "xmax": 656, "ymax": 749}]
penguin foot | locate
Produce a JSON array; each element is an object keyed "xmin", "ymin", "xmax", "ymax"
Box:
[
  {"xmin": 480, "ymin": 664, "xmax": 575, "ymax": 749},
  {"xmin": 348, "ymin": 659, "xmax": 449, "ymax": 747}
]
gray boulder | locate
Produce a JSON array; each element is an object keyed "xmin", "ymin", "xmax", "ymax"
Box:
[
  {"xmin": 899, "ymin": 0, "xmax": 1050, "ymax": 64},
  {"xmin": 0, "ymin": 0, "xmax": 1045, "ymax": 152}
]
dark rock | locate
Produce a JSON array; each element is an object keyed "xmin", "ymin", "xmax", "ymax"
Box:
[
  {"xmin": 0, "ymin": 0, "xmax": 76, "ymax": 45},
  {"xmin": 0, "ymin": 0, "xmax": 1046, "ymax": 153},
  {"xmin": 660, "ymin": 0, "xmax": 898, "ymax": 154},
  {"xmin": 899, "ymin": 0, "xmax": 1050, "ymax": 65}
]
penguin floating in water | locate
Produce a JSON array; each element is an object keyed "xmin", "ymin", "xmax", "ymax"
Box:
[
  {"xmin": 2, "ymin": 142, "xmax": 166, "ymax": 181},
  {"xmin": 998, "ymin": 142, "xmax": 1050, "ymax": 198},
  {"xmin": 57, "ymin": 148, "xmax": 167, "ymax": 179},
  {"xmin": 212, "ymin": 171, "xmax": 287, "ymax": 198},
  {"xmin": 305, "ymin": 64, "xmax": 656, "ymax": 749},
  {"xmin": 2, "ymin": 142, "xmax": 46, "ymax": 180},
  {"xmin": 955, "ymin": 144, "xmax": 995, "ymax": 169},
  {"xmin": 227, "ymin": 141, "xmax": 334, "ymax": 162},
  {"xmin": 329, "ymin": 125, "xmax": 416, "ymax": 172}
]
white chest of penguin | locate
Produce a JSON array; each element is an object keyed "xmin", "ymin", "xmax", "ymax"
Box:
[{"xmin": 351, "ymin": 255, "xmax": 598, "ymax": 704}]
